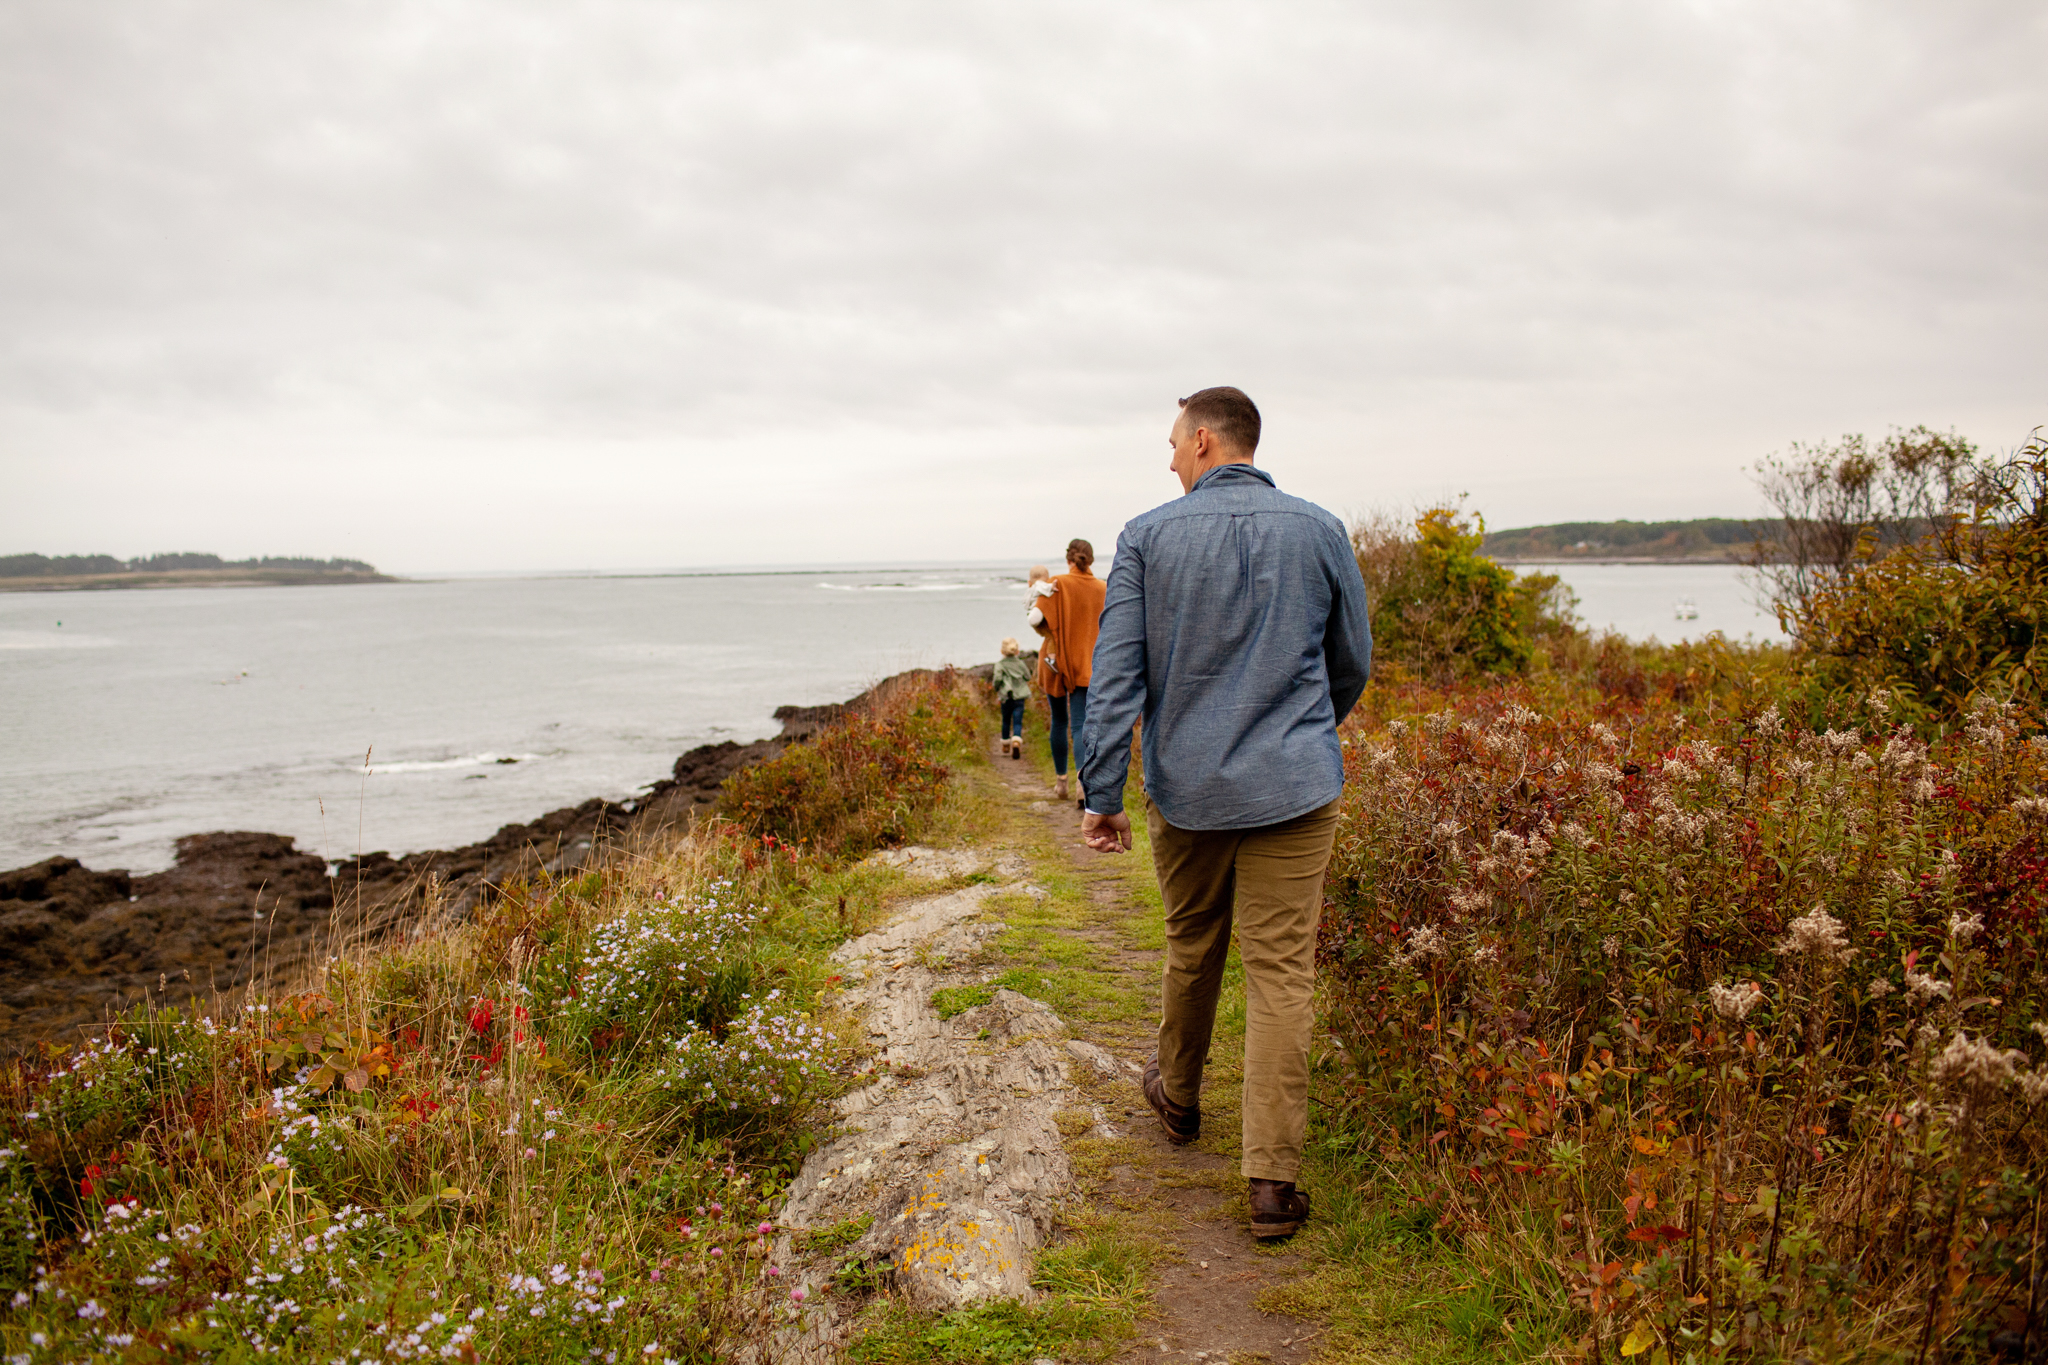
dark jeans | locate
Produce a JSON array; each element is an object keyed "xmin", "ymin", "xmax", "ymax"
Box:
[
  {"xmin": 1048, "ymin": 687, "xmax": 1089, "ymax": 777},
  {"xmin": 999, "ymin": 697, "xmax": 1027, "ymax": 741}
]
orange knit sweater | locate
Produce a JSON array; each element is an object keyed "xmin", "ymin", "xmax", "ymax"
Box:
[{"xmin": 1033, "ymin": 568, "xmax": 1106, "ymax": 697}]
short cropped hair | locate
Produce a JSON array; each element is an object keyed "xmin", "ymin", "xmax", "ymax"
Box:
[
  {"xmin": 1177, "ymin": 386, "xmax": 1261, "ymax": 455},
  {"xmin": 1001, "ymin": 637, "xmax": 1020, "ymax": 656},
  {"xmin": 1066, "ymin": 539, "xmax": 1094, "ymax": 571}
]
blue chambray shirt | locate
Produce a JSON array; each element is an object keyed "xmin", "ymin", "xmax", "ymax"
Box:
[{"xmin": 1078, "ymin": 462, "xmax": 1372, "ymax": 829}]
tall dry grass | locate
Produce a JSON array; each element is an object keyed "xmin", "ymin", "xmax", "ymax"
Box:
[{"xmin": 1321, "ymin": 679, "xmax": 2047, "ymax": 1362}]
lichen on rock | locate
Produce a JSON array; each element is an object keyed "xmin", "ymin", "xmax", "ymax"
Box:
[{"xmin": 775, "ymin": 847, "xmax": 1098, "ymax": 1345}]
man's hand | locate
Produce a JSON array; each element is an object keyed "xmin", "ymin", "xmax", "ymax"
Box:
[{"xmin": 1082, "ymin": 810, "xmax": 1133, "ymax": 853}]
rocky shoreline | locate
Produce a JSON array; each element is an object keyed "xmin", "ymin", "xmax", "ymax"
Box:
[{"xmin": 0, "ymin": 667, "xmax": 983, "ymax": 1053}]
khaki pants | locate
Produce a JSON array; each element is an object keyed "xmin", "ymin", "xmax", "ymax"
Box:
[{"xmin": 1149, "ymin": 797, "xmax": 1339, "ymax": 1183}]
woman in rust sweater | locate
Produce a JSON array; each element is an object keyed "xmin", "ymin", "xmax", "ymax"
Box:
[{"xmin": 1029, "ymin": 538, "xmax": 1107, "ymax": 802}]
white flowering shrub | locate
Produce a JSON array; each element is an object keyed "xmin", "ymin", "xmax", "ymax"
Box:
[
  {"xmin": 0, "ymin": 1032, "xmax": 165, "ymax": 1295},
  {"xmin": 547, "ymin": 881, "xmax": 762, "ymax": 1063},
  {"xmin": 2, "ymin": 1198, "xmax": 729, "ymax": 1361},
  {"xmin": 644, "ymin": 998, "xmax": 838, "ymax": 1139},
  {"xmin": 118, "ymin": 1008, "xmax": 228, "ymax": 1100},
  {"xmin": 21, "ymin": 1036, "xmax": 151, "ymax": 1147},
  {"xmin": 254, "ymin": 1082, "xmax": 362, "ymax": 1196}
]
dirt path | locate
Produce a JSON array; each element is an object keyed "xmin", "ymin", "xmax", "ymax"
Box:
[{"xmin": 987, "ymin": 754, "xmax": 1321, "ymax": 1364}]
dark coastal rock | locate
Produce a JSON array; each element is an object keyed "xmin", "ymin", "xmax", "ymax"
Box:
[
  {"xmin": 773, "ymin": 702, "xmax": 845, "ymax": 741},
  {"xmin": 670, "ymin": 739, "xmax": 781, "ymax": 790},
  {"xmin": 0, "ymin": 857, "xmax": 132, "ymax": 919},
  {"xmin": 0, "ymin": 667, "xmax": 985, "ymax": 1052},
  {"xmin": 0, "ymin": 834, "xmax": 335, "ymax": 1048}
]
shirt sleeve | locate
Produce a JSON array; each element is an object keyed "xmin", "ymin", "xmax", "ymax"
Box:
[
  {"xmin": 1077, "ymin": 530, "xmax": 1147, "ymax": 816},
  {"xmin": 1322, "ymin": 521, "xmax": 1373, "ymax": 724}
]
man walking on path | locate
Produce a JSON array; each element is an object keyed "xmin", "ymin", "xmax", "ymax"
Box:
[{"xmin": 1078, "ymin": 387, "xmax": 1372, "ymax": 1239}]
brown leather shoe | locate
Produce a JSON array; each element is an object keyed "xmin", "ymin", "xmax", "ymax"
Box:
[
  {"xmin": 1141, "ymin": 1058, "xmax": 1199, "ymax": 1145},
  {"xmin": 1248, "ymin": 1179, "xmax": 1310, "ymax": 1239}
]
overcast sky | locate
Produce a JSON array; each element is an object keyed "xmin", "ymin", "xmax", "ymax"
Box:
[{"xmin": 2, "ymin": 1, "xmax": 2043, "ymax": 572}]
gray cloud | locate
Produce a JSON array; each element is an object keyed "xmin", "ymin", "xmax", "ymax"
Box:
[{"xmin": 1, "ymin": 0, "xmax": 2042, "ymax": 568}]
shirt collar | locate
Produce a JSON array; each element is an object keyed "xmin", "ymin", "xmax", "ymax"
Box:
[{"xmin": 1191, "ymin": 462, "xmax": 1275, "ymax": 494}]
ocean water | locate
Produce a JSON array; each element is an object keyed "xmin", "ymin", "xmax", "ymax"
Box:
[
  {"xmin": 1522, "ymin": 562, "xmax": 1784, "ymax": 645},
  {"xmin": 0, "ymin": 560, "xmax": 1783, "ymax": 876},
  {"xmin": 0, "ymin": 565, "xmax": 1036, "ymax": 875}
]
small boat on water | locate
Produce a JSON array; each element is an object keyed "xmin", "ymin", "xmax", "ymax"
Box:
[{"xmin": 1674, "ymin": 599, "xmax": 1699, "ymax": 620}]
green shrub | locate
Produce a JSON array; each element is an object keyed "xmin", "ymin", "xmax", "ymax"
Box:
[
  {"xmin": 723, "ymin": 674, "xmax": 983, "ymax": 859},
  {"xmin": 1750, "ymin": 424, "xmax": 1981, "ymax": 624},
  {"xmin": 1355, "ymin": 505, "xmax": 1574, "ymax": 680},
  {"xmin": 0, "ymin": 1031, "xmax": 166, "ymax": 1288},
  {"xmin": 1785, "ymin": 433, "xmax": 2048, "ymax": 727}
]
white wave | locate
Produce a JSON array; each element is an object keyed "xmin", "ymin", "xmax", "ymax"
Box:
[
  {"xmin": 363, "ymin": 752, "xmax": 544, "ymax": 775},
  {"xmin": 0, "ymin": 630, "xmax": 118, "ymax": 650},
  {"xmin": 815, "ymin": 581, "xmax": 985, "ymax": 593}
]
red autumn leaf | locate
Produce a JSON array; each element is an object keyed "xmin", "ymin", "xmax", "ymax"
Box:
[{"xmin": 1626, "ymin": 1224, "xmax": 1689, "ymax": 1245}]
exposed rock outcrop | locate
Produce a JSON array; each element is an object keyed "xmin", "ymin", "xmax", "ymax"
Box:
[
  {"xmin": 0, "ymin": 834, "xmax": 333, "ymax": 1047},
  {"xmin": 775, "ymin": 846, "xmax": 1089, "ymax": 1356}
]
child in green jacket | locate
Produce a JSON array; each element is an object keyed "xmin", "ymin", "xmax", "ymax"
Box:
[{"xmin": 993, "ymin": 638, "xmax": 1034, "ymax": 760}]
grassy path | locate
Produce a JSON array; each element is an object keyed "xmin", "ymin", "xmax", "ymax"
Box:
[
  {"xmin": 853, "ymin": 744, "xmax": 1509, "ymax": 1365},
  {"xmin": 975, "ymin": 748, "xmax": 1329, "ymax": 1364}
]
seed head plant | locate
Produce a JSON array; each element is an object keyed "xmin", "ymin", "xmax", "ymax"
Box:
[{"xmin": 1320, "ymin": 675, "xmax": 2048, "ymax": 1362}]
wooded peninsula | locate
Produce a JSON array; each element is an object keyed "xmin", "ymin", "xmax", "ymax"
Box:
[
  {"xmin": 0, "ymin": 552, "xmax": 392, "ymax": 591},
  {"xmin": 1481, "ymin": 516, "xmax": 1753, "ymax": 562}
]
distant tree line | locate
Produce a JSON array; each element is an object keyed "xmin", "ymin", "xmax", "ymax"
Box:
[
  {"xmin": 0, "ymin": 552, "xmax": 377, "ymax": 578},
  {"xmin": 1482, "ymin": 517, "xmax": 1754, "ymax": 560}
]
